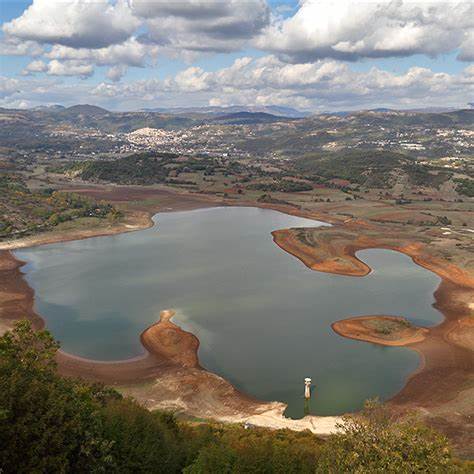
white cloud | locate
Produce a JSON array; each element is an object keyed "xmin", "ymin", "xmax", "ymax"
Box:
[
  {"xmin": 22, "ymin": 60, "xmax": 48, "ymax": 75},
  {"xmin": 19, "ymin": 38, "xmax": 155, "ymax": 79},
  {"xmin": 256, "ymin": 0, "xmax": 474, "ymax": 62},
  {"xmin": 1, "ymin": 1, "xmax": 473, "ymax": 109},
  {"xmin": 0, "ymin": 77, "xmax": 21, "ymax": 99},
  {"xmin": 2, "ymin": 0, "xmax": 270, "ymax": 59},
  {"xmin": 2, "ymin": 56, "xmax": 473, "ymax": 111},
  {"xmin": 45, "ymin": 37, "xmax": 151, "ymax": 67},
  {"xmin": 2, "ymin": 0, "xmax": 472, "ymax": 87},
  {"xmin": 0, "ymin": 37, "xmax": 44, "ymax": 56},
  {"xmin": 106, "ymin": 65, "xmax": 128, "ymax": 82},
  {"xmin": 458, "ymin": 30, "xmax": 474, "ymax": 62},
  {"xmin": 22, "ymin": 59, "xmax": 94, "ymax": 78},
  {"xmin": 134, "ymin": 0, "xmax": 270, "ymax": 53},
  {"xmin": 169, "ymin": 66, "xmax": 212, "ymax": 92},
  {"xmin": 83, "ymin": 56, "xmax": 474, "ymax": 110},
  {"xmin": 3, "ymin": 0, "xmax": 139, "ymax": 49},
  {"xmin": 46, "ymin": 60, "xmax": 94, "ymax": 78}
]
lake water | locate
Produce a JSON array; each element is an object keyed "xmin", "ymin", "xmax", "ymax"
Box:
[{"xmin": 16, "ymin": 207, "xmax": 443, "ymax": 418}]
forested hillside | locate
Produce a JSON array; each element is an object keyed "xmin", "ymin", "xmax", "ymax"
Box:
[
  {"xmin": 0, "ymin": 173, "xmax": 121, "ymax": 240},
  {"xmin": 294, "ymin": 150, "xmax": 453, "ymax": 188}
]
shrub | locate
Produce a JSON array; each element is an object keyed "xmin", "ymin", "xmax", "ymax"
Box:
[{"xmin": 317, "ymin": 399, "xmax": 454, "ymax": 473}]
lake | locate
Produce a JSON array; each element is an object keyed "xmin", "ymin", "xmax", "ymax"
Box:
[{"xmin": 16, "ymin": 207, "xmax": 443, "ymax": 418}]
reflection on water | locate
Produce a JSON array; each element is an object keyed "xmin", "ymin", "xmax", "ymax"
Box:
[{"xmin": 16, "ymin": 207, "xmax": 442, "ymax": 418}]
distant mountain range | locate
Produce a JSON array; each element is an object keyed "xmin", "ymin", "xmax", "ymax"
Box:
[
  {"xmin": 139, "ymin": 105, "xmax": 310, "ymax": 118},
  {"xmin": 0, "ymin": 104, "xmax": 472, "ymax": 159},
  {"xmin": 327, "ymin": 106, "xmax": 464, "ymax": 116},
  {"xmin": 3, "ymin": 103, "xmax": 472, "ymax": 124},
  {"xmin": 29, "ymin": 104, "xmax": 469, "ymax": 118},
  {"xmin": 12, "ymin": 104, "xmax": 301, "ymax": 127},
  {"xmin": 30, "ymin": 103, "xmax": 309, "ymax": 118}
]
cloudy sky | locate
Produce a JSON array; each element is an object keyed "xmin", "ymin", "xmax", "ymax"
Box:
[{"xmin": 1, "ymin": 0, "xmax": 473, "ymax": 111}]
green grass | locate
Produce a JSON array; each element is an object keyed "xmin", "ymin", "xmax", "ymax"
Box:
[{"xmin": 366, "ymin": 318, "xmax": 412, "ymax": 336}]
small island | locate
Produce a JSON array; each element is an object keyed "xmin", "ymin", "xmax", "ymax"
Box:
[{"xmin": 332, "ymin": 315, "xmax": 428, "ymax": 346}]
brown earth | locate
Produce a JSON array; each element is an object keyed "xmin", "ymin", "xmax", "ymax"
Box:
[
  {"xmin": 272, "ymin": 225, "xmax": 474, "ymax": 287},
  {"xmin": 0, "ymin": 251, "xmax": 43, "ymax": 334},
  {"xmin": 56, "ymin": 309, "xmax": 202, "ymax": 384},
  {"xmin": 332, "ymin": 316, "xmax": 429, "ymax": 346}
]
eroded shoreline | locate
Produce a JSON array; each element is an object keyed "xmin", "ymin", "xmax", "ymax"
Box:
[
  {"xmin": 1, "ymin": 190, "xmax": 473, "ymax": 450},
  {"xmin": 272, "ymin": 225, "xmax": 474, "ymax": 454},
  {"xmin": 271, "ymin": 227, "xmax": 474, "ymax": 402}
]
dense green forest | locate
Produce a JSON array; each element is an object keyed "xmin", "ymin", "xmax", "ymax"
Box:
[
  {"xmin": 455, "ymin": 178, "xmax": 474, "ymax": 197},
  {"xmin": 1, "ymin": 321, "xmax": 470, "ymax": 473},
  {"xmin": 68, "ymin": 152, "xmax": 178, "ymax": 185},
  {"xmin": 294, "ymin": 150, "xmax": 412, "ymax": 187},
  {"xmin": 67, "ymin": 152, "xmax": 229, "ymax": 185},
  {"xmin": 294, "ymin": 150, "xmax": 452, "ymax": 189},
  {"xmin": 0, "ymin": 174, "xmax": 121, "ymax": 240}
]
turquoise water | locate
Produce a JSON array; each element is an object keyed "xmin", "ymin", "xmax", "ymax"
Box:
[{"xmin": 16, "ymin": 207, "xmax": 442, "ymax": 418}]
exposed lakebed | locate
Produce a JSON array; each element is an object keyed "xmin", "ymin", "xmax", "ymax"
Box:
[{"xmin": 16, "ymin": 207, "xmax": 443, "ymax": 418}]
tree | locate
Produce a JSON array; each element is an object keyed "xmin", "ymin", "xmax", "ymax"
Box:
[
  {"xmin": 183, "ymin": 444, "xmax": 237, "ymax": 473},
  {"xmin": 0, "ymin": 321, "xmax": 113, "ymax": 473},
  {"xmin": 316, "ymin": 399, "xmax": 454, "ymax": 473},
  {"xmin": 48, "ymin": 212, "xmax": 62, "ymax": 226},
  {"xmin": 183, "ymin": 425, "xmax": 323, "ymax": 473},
  {"xmin": 101, "ymin": 399, "xmax": 187, "ymax": 473}
]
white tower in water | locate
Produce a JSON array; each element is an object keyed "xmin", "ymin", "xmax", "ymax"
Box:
[{"xmin": 304, "ymin": 377, "xmax": 312, "ymax": 399}]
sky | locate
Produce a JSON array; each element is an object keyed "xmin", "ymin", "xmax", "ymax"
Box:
[{"xmin": 0, "ymin": 0, "xmax": 473, "ymax": 112}]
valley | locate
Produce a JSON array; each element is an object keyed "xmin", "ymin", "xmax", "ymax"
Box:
[{"xmin": 0, "ymin": 105, "xmax": 473, "ymax": 457}]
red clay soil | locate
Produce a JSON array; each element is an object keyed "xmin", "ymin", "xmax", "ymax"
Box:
[
  {"xmin": 57, "ymin": 310, "xmax": 200, "ymax": 384},
  {"xmin": 389, "ymin": 280, "xmax": 474, "ymax": 408},
  {"xmin": 272, "ymin": 228, "xmax": 474, "ymax": 288},
  {"xmin": 0, "ymin": 253, "xmax": 195, "ymax": 384},
  {"xmin": 64, "ymin": 184, "xmax": 222, "ymax": 212},
  {"xmin": 272, "ymin": 229, "xmax": 474, "ymax": 406},
  {"xmin": 0, "ymin": 251, "xmax": 43, "ymax": 333},
  {"xmin": 272, "ymin": 229, "xmax": 371, "ymax": 276},
  {"xmin": 332, "ymin": 316, "xmax": 428, "ymax": 346}
]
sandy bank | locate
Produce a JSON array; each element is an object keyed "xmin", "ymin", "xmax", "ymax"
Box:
[
  {"xmin": 272, "ymin": 227, "xmax": 474, "ymax": 288},
  {"xmin": 272, "ymin": 228, "xmax": 371, "ymax": 276},
  {"xmin": 332, "ymin": 316, "xmax": 428, "ymax": 347}
]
